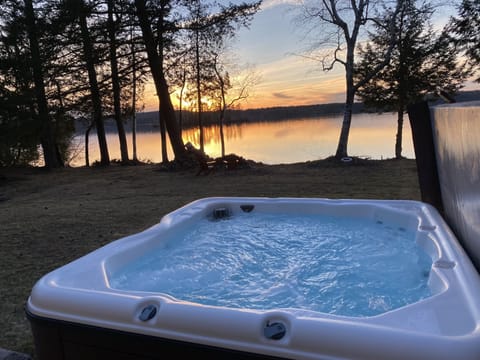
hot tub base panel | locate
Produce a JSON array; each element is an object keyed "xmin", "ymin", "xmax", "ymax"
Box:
[{"xmin": 26, "ymin": 311, "xmax": 289, "ymax": 360}]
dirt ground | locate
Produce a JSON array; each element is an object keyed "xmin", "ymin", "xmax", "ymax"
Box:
[{"xmin": 0, "ymin": 158, "xmax": 420, "ymax": 357}]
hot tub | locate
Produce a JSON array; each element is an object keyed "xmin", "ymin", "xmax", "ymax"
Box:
[{"xmin": 26, "ymin": 197, "xmax": 480, "ymax": 360}]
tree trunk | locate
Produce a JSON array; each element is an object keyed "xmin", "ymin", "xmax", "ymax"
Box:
[
  {"xmin": 77, "ymin": 0, "xmax": 110, "ymax": 165},
  {"xmin": 84, "ymin": 122, "xmax": 94, "ymax": 167},
  {"xmin": 335, "ymin": 87, "xmax": 355, "ymax": 159},
  {"xmin": 134, "ymin": 0, "xmax": 186, "ymax": 161},
  {"xmin": 24, "ymin": 0, "xmax": 62, "ymax": 168},
  {"xmin": 212, "ymin": 55, "xmax": 227, "ymax": 158},
  {"xmin": 107, "ymin": 0, "xmax": 129, "ymax": 164},
  {"xmin": 220, "ymin": 110, "xmax": 226, "ymax": 158},
  {"xmin": 131, "ymin": 28, "xmax": 138, "ymax": 162},
  {"xmin": 395, "ymin": 108, "xmax": 404, "ymax": 159},
  {"xmin": 178, "ymin": 69, "xmax": 186, "ymax": 135},
  {"xmin": 334, "ymin": 40, "xmax": 356, "ymax": 160},
  {"xmin": 158, "ymin": 103, "xmax": 168, "ymax": 163},
  {"xmin": 219, "ymin": 78, "xmax": 226, "ymax": 158},
  {"xmin": 132, "ymin": 109, "xmax": 138, "ymax": 162},
  {"xmin": 195, "ymin": 27, "xmax": 204, "ymax": 152}
]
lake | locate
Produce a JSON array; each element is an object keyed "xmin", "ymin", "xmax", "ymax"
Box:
[{"xmin": 69, "ymin": 112, "xmax": 414, "ymax": 166}]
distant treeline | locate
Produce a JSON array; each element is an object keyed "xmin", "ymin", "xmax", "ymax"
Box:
[
  {"xmin": 145, "ymin": 102, "xmax": 366, "ymax": 129},
  {"xmin": 75, "ymin": 101, "xmax": 362, "ymax": 132},
  {"xmin": 78, "ymin": 90, "xmax": 480, "ymax": 133}
]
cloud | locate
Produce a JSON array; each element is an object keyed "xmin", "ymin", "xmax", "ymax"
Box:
[
  {"xmin": 261, "ymin": 0, "xmax": 301, "ymax": 10},
  {"xmin": 238, "ymin": 51, "xmax": 347, "ymax": 109},
  {"xmin": 273, "ymin": 92, "xmax": 295, "ymax": 99}
]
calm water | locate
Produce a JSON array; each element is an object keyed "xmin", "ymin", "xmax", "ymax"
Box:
[
  {"xmin": 69, "ymin": 113, "xmax": 414, "ymax": 166},
  {"xmin": 110, "ymin": 212, "xmax": 431, "ymax": 317}
]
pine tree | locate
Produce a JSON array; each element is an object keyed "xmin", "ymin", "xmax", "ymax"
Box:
[
  {"xmin": 0, "ymin": 0, "xmax": 73, "ymax": 166},
  {"xmin": 355, "ymin": 0, "xmax": 468, "ymax": 159},
  {"xmin": 445, "ymin": 0, "xmax": 480, "ymax": 82}
]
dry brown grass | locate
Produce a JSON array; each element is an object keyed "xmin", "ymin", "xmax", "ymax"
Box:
[{"xmin": 0, "ymin": 158, "xmax": 420, "ymax": 357}]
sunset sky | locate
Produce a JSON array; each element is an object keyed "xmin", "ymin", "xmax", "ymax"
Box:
[
  {"xmin": 230, "ymin": 0, "xmax": 347, "ymax": 109},
  {"xmin": 142, "ymin": 0, "xmax": 346, "ymax": 111},
  {"xmin": 142, "ymin": 0, "xmax": 477, "ymax": 112}
]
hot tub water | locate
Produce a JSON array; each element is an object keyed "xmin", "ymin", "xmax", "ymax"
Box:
[{"xmin": 110, "ymin": 212, "xmax": 432, "ymax": 317}]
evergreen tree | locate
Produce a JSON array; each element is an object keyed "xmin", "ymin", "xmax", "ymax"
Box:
[
  {"xmin": 24, "ymin": 0, "xmax": 63, "ymax": 167},
  {"xmin": 445, "ymin": 0, "xmax": 480, "ymax": 82},
  {"xmin": 0, "ymin": 1, "xmax": 38, "ymax": 166},
  {"xmin": 0, "ymin": 0, "xmax": 73, "ymax": 166},
  {"xmin": 355, "ymin": 0, "xmax": 468, "ymax": 159}
]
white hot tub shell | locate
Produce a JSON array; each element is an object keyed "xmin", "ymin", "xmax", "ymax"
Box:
[{"xmin": 26, "ymin": 197, "xmax": 480, "ymax": 360}]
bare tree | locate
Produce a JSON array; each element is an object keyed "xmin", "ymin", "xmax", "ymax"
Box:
[
  {"xmin": 212, "ymin": 56, "xmax": 260, "ymax": 157},
  {"xmin": 299, "ymin": 0, "xmax": 403, "ymax": 159}
]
